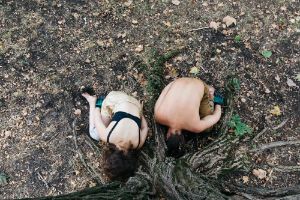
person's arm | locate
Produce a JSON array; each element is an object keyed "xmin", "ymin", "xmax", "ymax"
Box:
[
  {"xmin": 101, "ymin": 115, "xmax": 111, "ymax": 127},
  {"xmin": 194, "ymin": 105, "xmax": 222, "ymax": 133},
  {"xmin": 94, "ymin": 108, "xmax": 108, "ymax": 141},
  {"xmin": 141, "ymin": 115, "xmax": 149, "ymax": 136}
]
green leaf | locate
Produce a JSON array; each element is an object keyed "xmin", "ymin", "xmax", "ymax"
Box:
[
  {"xmin": 234, "ymin": 35, "xmax": 241, "ymax": 43},
  {"xmin": 261, "ymin": 50, "xmax": 272, "ymax": 58},
  {"xmin": 228, "ymin": 114, "xmax": 252, "ymax": 137},
  {"xmin": 0, "ymin": 173, "xmax": 8, "ymax": 186}
]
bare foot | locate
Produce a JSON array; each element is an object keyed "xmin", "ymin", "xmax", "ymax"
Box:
[
  {"xmin": 207, "ymin": 85, "xmax": 215, "ymax": 99},
  {"xmin": 82, "ymin": 93, "xmax": 97, "ymax": 105}
]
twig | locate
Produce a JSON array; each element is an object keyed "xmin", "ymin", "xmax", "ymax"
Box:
[
  {"xmin": 252, "ymin": 127, "xmax": 269, "ymax": 142},
  {"xmin": 188, "ymin": 27, "xmax": 210, "ymax": 32},
  {"xmin": 37, "ymin": 171, "xmax": 49, "ymax": 189},
  {"xmin": 250, "ymin": 140, "xmax": 300, "ymax": 152},
  {"xmin": 272, "ymin": 119, "xmax": 288, "ymax": 130},
  {"xmin": 71, "ymin": 119, "xmax": 104, "ymax": 184}
]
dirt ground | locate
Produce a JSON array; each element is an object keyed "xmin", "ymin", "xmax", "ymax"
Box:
[{"xmin": 0, "ymin": 0, "xmax": 299, "ymax": 199}]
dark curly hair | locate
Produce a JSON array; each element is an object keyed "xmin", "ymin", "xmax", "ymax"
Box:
[
  {"xmin": 166, "ymin": 134, "xmax": 185, "ymax": 158},
  {"xmin": 103, "ymin": 144, "xmax": 138, "ymax": 181}
]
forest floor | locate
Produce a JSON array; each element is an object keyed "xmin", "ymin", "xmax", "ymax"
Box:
[{"xmin": 0, "ymin": 0, "xmax": 299, "ymax": 199}]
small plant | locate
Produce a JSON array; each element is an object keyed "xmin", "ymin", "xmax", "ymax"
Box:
[
  {"xmin": 228, "ymin": 114, "xmax": 252, "ymax": 137},
  {"xmin": 0, "ymin": 172, "xmax": 8, "ymax": 186},
  {"xmin": 261, "ymin": 50, "xmax": 272, "ymax": 58},
  {"xmin": 225, "ymin": 76, "xmax": 240, "ymax": 94},
  {"xmin": 145, "ymin": 49, "xmax": 180, "ymax": 107},
  {"xmin": 234, "ymin": 35, "xmax": 241, "ymax": 43}
]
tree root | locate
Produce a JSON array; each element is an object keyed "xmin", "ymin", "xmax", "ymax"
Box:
[
  {"xmin": 225, "ymin": 183, "xmax": 300, "ymax": 198},
  {"xmin": 250, "ymin": 140, "xmax": 300, "ymax": 153},
  {"xmin": 71, "ymin": 119, "xmax": 104, "ymax": 184},
  {"xmin": 267, "ymin": 162, "xmax": 300, "ymax": 172}
]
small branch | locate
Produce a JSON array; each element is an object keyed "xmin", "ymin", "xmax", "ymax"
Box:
[
  {"xmin": 252, "ymin": 127, "xmax": 268, "ymax": 142},
  {"xmin": 272, "ymin": 119, "xmax": 288, "ymax": 130},
  {"xmin": 37, "ymin": 171, "xmax": 49, "ymax": 189},
  {"xmin": 250, "ymin": 140, "xmax": 300, "ymax": 153},
  {"xmin": 188, "ymin": 27, "xmax": 210, "ymax": 32}
]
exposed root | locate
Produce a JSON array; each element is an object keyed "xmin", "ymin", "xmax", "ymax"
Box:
[
  {"xmin": 267, "ymin": 162, "xmax": 300, "ymax": 172},
  {"xmin": 71, "ymin": 119, "xmax": 104, "ymax": 184},
  {"xmin": 250, "ymin": 140, "xmax": 300, "ymax": 153}
]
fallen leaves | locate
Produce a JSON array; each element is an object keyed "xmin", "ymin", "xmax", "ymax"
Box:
[
  {"xmin": 189, "ymin": 66, "xmax": 199, "ymax": 75},
  {"xmin": 253, "ymin": 169, "xmax": 267, "ymax": 180},
  {"xmin": 209, "ymin": 21, "xmax": 220, "ymax": 31},
  {"xmin": 132, "ymin": 19, "xmax": 138, "ymax": 24},
  {"xmin": 171, "ymin": 0, "xmax": 180, "ymax": 5},
  {"xmin": 295, "ymin": 73, "xmax": 300, "ymax": 81},
  {"xmin": 74, "ymin": 109, "xmax": 81, "ymax": 116},
  {"xmin": 270, "ymin": 106, "xmax": 281, "ymax": 116},
  {"xmin": 222, "ymin": 16, "xmax": 237, "ymax": 27},
  {"xmin": 242, "ymin": 176, "xmax": 249, "ymax": 183},
  {"xmin": 135, "ymin": 45, "xmax": 144, "ymax": 52},
  {"xmin": 209, "ymin": 16, "xmax": 236, "ymax": 31},
  {"xmin": 124, "ymin": 0, "xmax": 132, "ymax": 7},
  {"xmin": 287, "ymin": 78, "xmax": 297, "ymax": 87}
]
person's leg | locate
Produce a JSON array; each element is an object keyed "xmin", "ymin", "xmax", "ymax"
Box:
[
  {"xmin": 82, "ymin": 93, "xmax": 101, "ymax": 141},
  {"xmin": 199, "ymin": 83, "xmax": 215, "ymax": 132}
]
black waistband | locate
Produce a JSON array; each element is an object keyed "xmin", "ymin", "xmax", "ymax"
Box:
[{"xmin": 107, "ymin": 111, "xmax": 141, "ymax": 149}]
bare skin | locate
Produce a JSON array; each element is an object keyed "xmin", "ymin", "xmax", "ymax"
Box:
[
  {"xmin": 82, "ymin": 93, "xmax": 149, "ymax": 151},
  {"xmin": 154, "ymin": 78, "xmax": 222, "ymax": 137}
]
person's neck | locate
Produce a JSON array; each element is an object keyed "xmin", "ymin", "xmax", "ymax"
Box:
[{"xmin": 167, "ymin": 127, "xmax": 182, "ymax": 138}]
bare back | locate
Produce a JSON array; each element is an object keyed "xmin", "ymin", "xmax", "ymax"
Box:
[
  {"xmin": 105, "ymin": 102, "xmax": 145, "ymax": 150},
  {"xmin": 154, "ymin": 78, "xmax": 205, "ymax": 131}
]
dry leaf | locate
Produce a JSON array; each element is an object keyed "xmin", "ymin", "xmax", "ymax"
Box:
[
  {"xmin": 287, "ymin": 78, "xmax": 297, "ymax": 87},
  {"xmin": 132, "ymin": 19, "xmax": 138, "ymax": 24},
  {"xmin": 275, "ymin": 75, "xmax": 280, "ymax": 82},
  {"xmin": 135, "ymin": 45, "xmax": 144, "ymax": 52},
  {"xmin": 163, "ymin": 21, "xmax": 172, "ymax": 27},
  {"xmin": 223, "ymin": 16, "xmax": 237, "ymax": 27},
  {"xmin": 209, "ymin": 21, "xmax": 220, "ymax": 31},
  {"xmin": 190, "ymin": 66, "xmax": 199, "ymax": 75},
  {"xmin": 124, "ymin": 0, "xmax": 132, "ymax": 6},
  {"xmin": 295, "ymin": 73, "xmax": 300, "ymax": 81},
  {"xmin": 253, "ymin": 169, "xmax": 267, "ymax": 179},
  {"xmin": 74, "ymin": 109, "xmax": 81, "ymax": 116},
  {"xmin": 242, "ymin": 176, "xmax": 249, "ymax": 183},
  {"xmin": 270, "ymin": 106, "xmax": 281, "ymax": 116},
  {"xmin": 172, "ymin": 0, "xmax": 180, "ymax": 5},
  {"xmin": 265, "ymin": 88, "xmax": 271, "ymax": 94}
]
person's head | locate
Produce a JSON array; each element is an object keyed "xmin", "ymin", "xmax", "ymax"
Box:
[
  {"xmin": 103, "ymin": 144, "xmax": 138, "ymax": 181},
  {"xmin": 166, "ymin": 128, "xmax": 185, "ymax": 158}
]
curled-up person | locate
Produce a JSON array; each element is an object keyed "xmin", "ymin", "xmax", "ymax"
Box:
[
  {"xmin": 82, "ymin": 90, "xmax": 149, "ymax": 180},
  {"xmin": 154, "ymin": 77, "xmax": 223, "ymax": 157}
]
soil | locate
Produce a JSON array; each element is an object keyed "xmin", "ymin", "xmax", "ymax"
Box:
[{"xmin": 0, "ymin": 0, "xmax": 299, "ymax": 199}]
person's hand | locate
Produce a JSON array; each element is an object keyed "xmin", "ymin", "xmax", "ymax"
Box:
[{"xmin": 213, "ymin": 94, "xmax": 224, "ymax": 106}]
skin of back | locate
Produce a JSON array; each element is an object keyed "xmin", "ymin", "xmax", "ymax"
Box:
[
  {"xmin": 155, "ymin": 78, "xmax": 220, "ymax": 133},
  {"xmin": 100, "ymin": 102, "xmax": 147, "ymax": 150}
]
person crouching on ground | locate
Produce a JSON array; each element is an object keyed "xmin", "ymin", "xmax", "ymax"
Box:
[
  {"xmin": 154, "ymin": 77, "xmax": 222, "ymax": 157},
  {"xmin": 82, "ymin": 91, "xmax": 149, "ymax": 180}
]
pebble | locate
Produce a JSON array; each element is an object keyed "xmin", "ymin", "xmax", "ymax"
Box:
[{"xmin": 241, "ymin": 98, "xmax": 246, "ymax": 103}]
